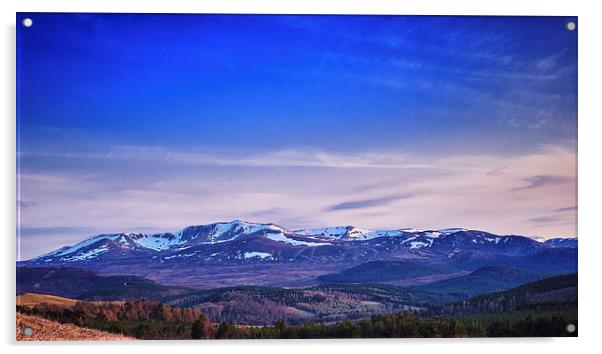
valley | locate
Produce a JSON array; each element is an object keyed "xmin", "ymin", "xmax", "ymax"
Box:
[{"xmin": 16, "ymin": 272, "xmax": 578, "ymax": 339}]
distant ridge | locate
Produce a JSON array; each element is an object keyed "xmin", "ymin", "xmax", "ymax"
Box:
[
  {"xmin": 23, "ymin": 220, "xmax": 576, "ymax": 264},
  {"xmin": 18, "ymin": 221, "xmax": 577, "ymax": 288},
  {"xmin": 413, "ymin": 266, "xmax": 548, "ymax": 299}
]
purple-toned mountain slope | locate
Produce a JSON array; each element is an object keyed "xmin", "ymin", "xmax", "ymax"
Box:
[{"xmin": 19, "ymin": 220, "xmax": 577, "ymax": 288}]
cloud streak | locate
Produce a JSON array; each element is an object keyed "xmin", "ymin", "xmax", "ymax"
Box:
[
  {"xmin": 554, "ymin": 206, "xmax": 578, "ymax": 213},
  {"xmin": 20, "ymin": 146, "xmax": 482, "ymax": 172},
  {"xmin": 326, "ymin": 195, "xmax": 412, "ymax": 211},
  {"xmin": 512, "ymin": 175, "xmax": 575, "ymax": 191}
]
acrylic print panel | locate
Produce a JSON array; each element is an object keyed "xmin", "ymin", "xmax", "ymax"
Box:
[{"xmin": 16, "ymin": 13, "xmax": 577, "ymax": 340}]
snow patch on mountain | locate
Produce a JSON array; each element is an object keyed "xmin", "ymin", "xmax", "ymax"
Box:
[
  {"xmin": 244, "ymin": 252, "xmax": 273, "ymax": 259},
  {"xmin": 293, "ymin": 226, "xmax": 404, "ymax": 240},
  {"xmin": 265, "ymin": 231, "xmax": 331, "ymax": 246},
  {"xmin": 294, "ymin": 226, "xmax": 360, "ymax": 238},
  {"xmin": 54, "ymin": 235, "xmax": 115, "ymax": 256},
  {"xmin": 176, "ymin": 220, "xmax": 289, "ymax": 244},
  {"xmin": 409, "ymin": 241, "xmax": 431, "ymax": 249},
  {"xmin": 62, "ymin": 245, "xmax": 110, "ymax": 261},
  {"xmin": 132, "ymin": 234, "xmax": 180, "ymax": 251}
]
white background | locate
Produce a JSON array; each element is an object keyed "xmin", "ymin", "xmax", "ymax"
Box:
[{"xmin": 1, "ymin": 0, "xmax": 600, "ymax": 353}]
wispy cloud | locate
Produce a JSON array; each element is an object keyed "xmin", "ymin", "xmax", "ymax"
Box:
[
  {"xmin": 528, "ymin": 204, "xmax": 577, "ymax": 229},
  {"xmin": 326, "ymin": 194, "xmax": 413, "ymax": 211},
  {"xmin": 529, "ymin": 216, "xmax": 563, "ymax": 224},
  {"xmin": 246, "ymin": 208, "xmax": 287, "ymax": 219},
  {"xmin": 554, "ymin": 205, "xmax": 578, "ymax": 213},
  {"xmin": 486, "ymin": 167, "xmax": 507, "ymax": 177},
  {"xmin": 20, "ymin": 146, "xmax": 481, "ymax": 172},
  {"xmin": 528, "ymin": 214, "xmax": 575, "ymax": 228},
  {"xmin": 512, "ymin": 175, "xmax": 575, "ymax": 191}
]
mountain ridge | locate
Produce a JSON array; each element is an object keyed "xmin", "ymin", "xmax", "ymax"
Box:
[
  {"xmin": 19, "ymin": 220, "xmax": 577, "ymax": 288},
  {"xmin": 24, "ymin": 220, "xmax": 577, "ymax": 263}
]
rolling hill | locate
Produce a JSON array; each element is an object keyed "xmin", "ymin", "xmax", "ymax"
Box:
[
  {"xmin": 423, "ymin": 273, "xmax": 578, "ymax": 318},
  {"xmin": 413, "ymin": 266, "xmax": 548, "ymax": 299},
  {"xmin": 17, "ymin": 266, "xmax": 192, "ymax": 301},
  {"xmin": 317, "ymin": 260, "xmax": 458, "ymax": 283}
]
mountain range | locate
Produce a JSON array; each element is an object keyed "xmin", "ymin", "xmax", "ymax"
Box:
[{"xmin": 19, "ymin": 220, "xmax": 577, "ymax": 288}]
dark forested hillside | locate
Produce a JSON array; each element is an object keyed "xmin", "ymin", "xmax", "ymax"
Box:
[
  {"xmin": 413, "ymin": 266, "xmax": 548, "ymax": 299},
  {"xmin": 17, "ymin": 266, "xmax": 193, "ymax": 300},
  {"xmin": 317, "ymin": 261, "xmax": 456, "ymax": 283},
  {"xmin": 422, "ymin": 273, "xmax": 577, "ymax": 318}
]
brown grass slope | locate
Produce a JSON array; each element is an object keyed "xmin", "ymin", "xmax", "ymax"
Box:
[
  {"xmin": 17, "ymin": 293, "xmax": 123, "ymax": 309},
  {"xmin": 17, "ymin": 293, "xmax": 79, "ymax": 308},
  {"xmin": 16, "ymin": 313, "xmax": 134, "ymax": 341}
]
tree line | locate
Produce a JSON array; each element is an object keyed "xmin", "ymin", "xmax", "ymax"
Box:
[{"xmin": 17, "ymin": 301, "xmax": 576, "ymax": 339}]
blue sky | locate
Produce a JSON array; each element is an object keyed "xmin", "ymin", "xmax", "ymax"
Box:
[{"xmin": 17, "ymin": 14, "xmax": 577, "ymax": 258}]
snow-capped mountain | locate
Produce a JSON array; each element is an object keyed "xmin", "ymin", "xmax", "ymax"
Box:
[
  {"xmin": 22, "ymin": 220, "xmax": 576, "ymax": 268},
  {"xmin": 19, "ymin": 220, "xmax": 577, "ymax": 288},
  {"xmin": 293, "ymin": 226, "xmax": 402, "ymax": 240},
  {"xmin": 292, "ymin": 226, "xmax": 470, "ymax": 241}
]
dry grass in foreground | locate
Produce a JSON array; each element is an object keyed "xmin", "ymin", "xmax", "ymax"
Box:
[
  {"xmin": 17, "ymin": 293, "xmax": 123, "ymax": 309},
  {"xmin": 17, "ymin": 293, "xmax": 80, "ymax": 308},
  {"xmin": 16, "ymin": 313, "xmax": 135, "ymax": 341}
]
